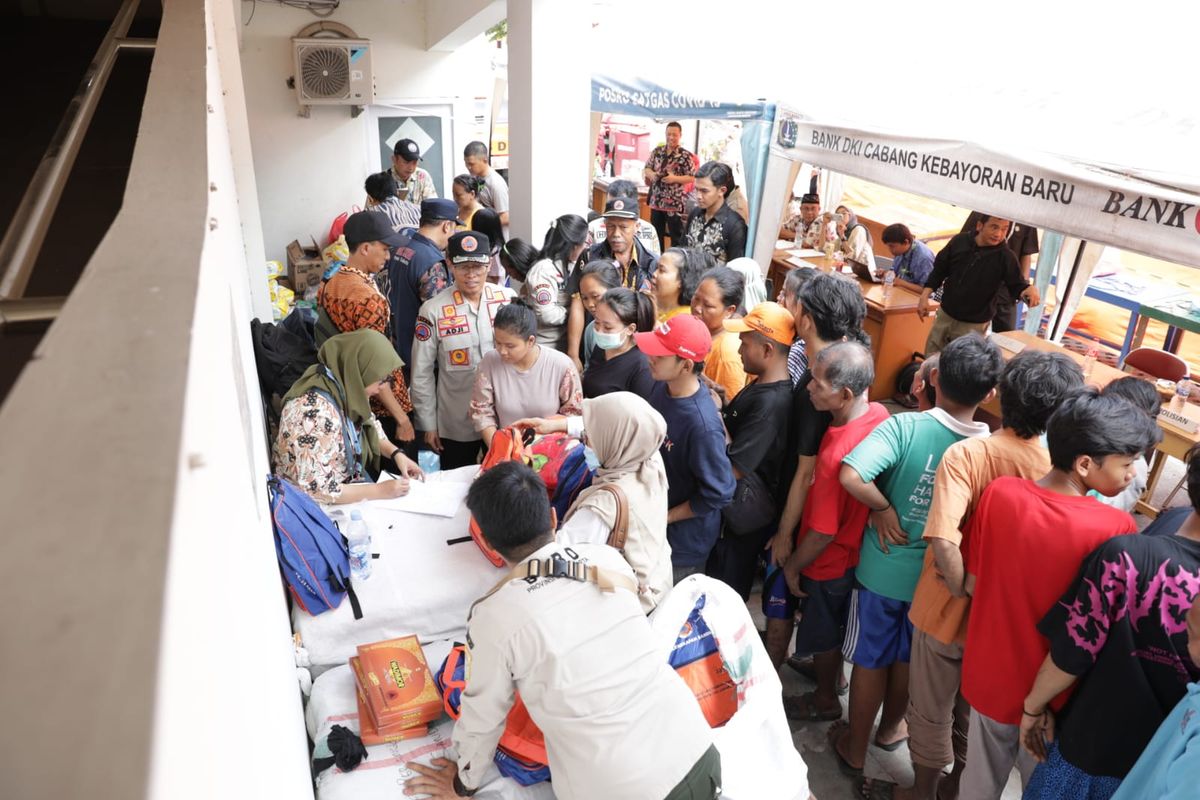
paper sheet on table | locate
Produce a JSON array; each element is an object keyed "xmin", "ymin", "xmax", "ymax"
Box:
[
  {"xmin": 989, "ymin": 333, "xmax": 1026, "ymax": 353},
  {"xmin": 788, "ymin": 248, "xmax": 823, "ymax": 258},
  {"xmin": 371, "ymin": 477, "xmax": 469, "ymax": 517}
]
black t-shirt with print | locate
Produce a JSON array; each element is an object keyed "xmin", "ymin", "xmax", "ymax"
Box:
[{"xmin": 1039, "ymin": 533, "xmax": 1200, "ymax": 778}]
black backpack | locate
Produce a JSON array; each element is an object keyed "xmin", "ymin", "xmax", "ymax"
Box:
[{"xmin": 250, "ymin": 306, "xmax": 319, "ymax": 402}]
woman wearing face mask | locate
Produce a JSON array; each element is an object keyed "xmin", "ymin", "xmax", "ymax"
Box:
[
  {"xmin": 574, "ymin": 260, "xmax": 622, "ymax": 371},
  {"xmin": 273, "ymin": 329, "xmax": 423, "ymax": 503},
  {"xmin": 652, "ymin": 246, "xmax": 710, "ymax": 323},
  {"xmin": 582, "ymin": 287, "xmax": 656, "ymax": 399},
  {"xmin": 515, "ymin": 391, "xmax": 674, "ymax": 614},
  {"xmin": 691, "ymin": 265, "xmax": 748, "ymax": 403},
  {"xmin": 470, "ymin": 300, "xmax": 583, "ymax": 449}
]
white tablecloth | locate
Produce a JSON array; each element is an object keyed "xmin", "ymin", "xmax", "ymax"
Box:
[
  {"xmin": 306, "ymin": 641, "xmax": 556, "ymax": 800},
  {"xmin": 292, "ymin": 466, "xmax": 507, "ymax": 668}
]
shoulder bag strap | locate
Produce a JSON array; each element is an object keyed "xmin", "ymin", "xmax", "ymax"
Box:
[
  {"xmin": 467, "ymin": 550, "xmax": 636, "ymax": 624},
  {"xmin": 596, "ymin": 485, "xmax": 630, "ymax": 551}
]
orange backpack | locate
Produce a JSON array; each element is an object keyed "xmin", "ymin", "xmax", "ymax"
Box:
[
  {"xmin": 467, "ymin": 427, "xmax": 534, "ymax": 567},
  {"xmin": 436, "ymin": 644, "xmax": 550, "ymax": 784}
]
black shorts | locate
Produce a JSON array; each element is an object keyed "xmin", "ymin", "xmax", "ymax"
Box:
[{"xmin": 792, "ymin": 571, "xmax": 855, "ymax": 657}]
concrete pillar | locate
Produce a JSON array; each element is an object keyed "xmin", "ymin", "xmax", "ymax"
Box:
[{"xmin": 506, "ymin": 0, "xmax": 592, "ymax": 243}]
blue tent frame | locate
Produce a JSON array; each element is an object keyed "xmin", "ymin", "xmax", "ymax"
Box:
[{"xmin": 591, "ymin": 75, "xmax": 776, "ymax": 257}]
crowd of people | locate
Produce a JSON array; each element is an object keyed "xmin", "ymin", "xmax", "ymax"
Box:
[{"xmin": 268, "ymin": 135, "xmax": 1200, "ymax": 800}]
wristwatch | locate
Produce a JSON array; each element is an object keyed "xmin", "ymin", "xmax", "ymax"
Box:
[{"xmin": 453, "ymin": 774, "xmax": 475, "ymax": 797}]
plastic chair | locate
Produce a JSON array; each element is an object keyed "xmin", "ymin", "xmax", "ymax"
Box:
[{"xmin": 1121, "ymin": 347, "xmax": 1190, "ymax": 383}]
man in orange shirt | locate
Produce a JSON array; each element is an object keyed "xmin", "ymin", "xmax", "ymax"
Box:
[{"xmin": 899, "ymin": 350, "xmax": 1084, "ymax": 800}]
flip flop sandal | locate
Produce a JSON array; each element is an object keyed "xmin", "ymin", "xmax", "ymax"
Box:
[
  {"xmin": 872, "ymin": 736, "xmax": 909, "ymax": 753},
  {"xmin": 826, "ymin": 720, "xmax": 864, "ymax": 778},
  {"xmin": 785, "ymin": 656, "xmax": 850, "ymax": 696},
  {"xmin": 783, "ymin": 691, "xmax": 843, "ymax": 722},
  {"xmin": 857, "ymin": 777, "xmax": 898, "ymax": 800}
]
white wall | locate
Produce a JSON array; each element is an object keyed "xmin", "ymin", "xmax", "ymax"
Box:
[
  {"xmin": 506, "ymin": 0, "xmax": 591, "ymax": 243},
  {"xmin": 147, "ymin": 3, "xmax": 315, "ymax": 799},
  {"xmin": 239, "ymin": 0, "xmax": 499, "ymax": 263}
]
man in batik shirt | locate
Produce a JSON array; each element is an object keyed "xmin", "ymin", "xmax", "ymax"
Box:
[{"xmin": 643, "ymin": 121, "xmax": 696, "ymax": 252}]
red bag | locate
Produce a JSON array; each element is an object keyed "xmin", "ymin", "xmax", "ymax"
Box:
[
  {"xmin": 468, "ymin": 427, "xmax": 534, "ymax": 567},
  {"xmin": 326, "ymin": 205, "xmax": 362, "ymax": 246}
]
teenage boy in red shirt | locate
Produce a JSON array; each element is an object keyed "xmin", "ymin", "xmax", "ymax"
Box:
[
  {"xmin": 959, "ymin": 390, "xmax": 1161, "ymax": 798},
  {"xmin": 782, "ymin": 341, "xmax": 889, "ymax": 723}
]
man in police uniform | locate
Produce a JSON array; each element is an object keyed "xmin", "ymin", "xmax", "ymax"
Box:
[
  {"xmin": 410, "ymin": 230, "xmax": 516, "ymax": 470},
  {"xmin": 391, "ymin": 138, "xmax": 438, "ymax": 204},
  {"xmin": 403, "ymin": 461, "xmax": 721, "ymax": 800}
]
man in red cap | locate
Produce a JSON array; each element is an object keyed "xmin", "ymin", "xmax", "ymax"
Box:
[{"xmin": 634, "ymin": 315, "xmax": 736, "ymax": 584}]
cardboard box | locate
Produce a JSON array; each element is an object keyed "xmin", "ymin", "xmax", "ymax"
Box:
[
  {"xmin": 286, "ymin": 239, "xmax": 323, "ymax": 295},
  {"xmin": 351, "ymin": 635, "xmax": 443, "ymax": 732}
]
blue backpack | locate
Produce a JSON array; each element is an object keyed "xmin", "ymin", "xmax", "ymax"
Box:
[{"xmin": 268, "ymin": 476, "xmax": 352, "ymax": 616}]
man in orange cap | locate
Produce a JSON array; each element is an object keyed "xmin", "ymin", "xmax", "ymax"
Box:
[{"xmin": 705, "ymin": 302, "xmax": 798, "ymax": 598}]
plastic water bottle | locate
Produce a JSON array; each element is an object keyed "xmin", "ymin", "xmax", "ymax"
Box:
[
  {"xmin": 1082, "ymin": 340, "xmax": 1100, "ymax": 377},
  {"xmin": 346, "ymin": 510, "xmax": 372, "ymax": 581},
  {"xmin": 1175, "ymin": 379, "xmax": 1193, "ymax": 410},
  {"xmin": 418, "ymin": 449, "xmax": 441, "ymax": 474},
  {"xmin": 882, "ymin": 270, "xmax": 895, "ymax": 300}
]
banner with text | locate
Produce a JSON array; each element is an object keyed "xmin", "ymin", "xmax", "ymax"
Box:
[
  {"xmin": 772, "ymin": 109, "xmax": 1200, "ymax": 269},
  {"xmin": 591, "ymin": 75, "xmax": 771, "ymax": 120}
]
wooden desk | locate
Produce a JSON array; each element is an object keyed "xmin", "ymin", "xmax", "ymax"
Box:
[
  {"xmin": 984, "ymin": 330, "xmax": 1127, "ymax": 403},
  {"xmin": 984, "ymin": 330, "xmax": 1200, "ymax": 518},
  {"xmin": 770, "ymin": 249, "xmax": 936, "ymax": 401}
]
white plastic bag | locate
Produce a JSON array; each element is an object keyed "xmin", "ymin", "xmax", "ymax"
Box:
[{"xmin": 650, "ymin": 575, "xmax": 810, "ymax": 800}]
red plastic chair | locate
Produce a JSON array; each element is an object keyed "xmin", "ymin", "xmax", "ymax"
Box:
[{"xmin": 1121, "ymin": 347, "xmax": 1189, "ymax": 383}]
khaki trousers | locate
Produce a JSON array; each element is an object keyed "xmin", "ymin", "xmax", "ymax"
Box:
[
  {"xmin": 925, "ymin": 310, "xmax": 989, "ymax": 355},
  {"xmin": 906, "ymin": 628, "xmax": 970, "ymax": 770}
]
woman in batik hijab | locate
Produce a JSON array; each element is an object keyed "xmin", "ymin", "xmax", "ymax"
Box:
[{"xmin": 274, "ymin": 329, "xmax": 422, "ymax": 503}]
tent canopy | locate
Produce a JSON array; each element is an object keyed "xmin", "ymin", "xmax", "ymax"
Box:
[
  {"xmin": 772, "ymin": 107, "xmax": 1200, "ymax": 269},
  {"xmin": 590, "ymin": 72, "xmax": 776, "ymax": 255},
  {"xmin": 591, "ymin": 74, "xmax": 771, "ymax": 120},
  {"xmin": 591, "ymin": 0, "xmax": 1199, "ymax": 265}
]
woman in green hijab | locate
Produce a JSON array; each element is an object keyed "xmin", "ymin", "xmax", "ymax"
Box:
[{"xmin": 273, "ymin": 329, "xmax": 422, "ymax": 503}]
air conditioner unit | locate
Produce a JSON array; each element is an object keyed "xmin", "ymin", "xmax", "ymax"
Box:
[{"xmin": 292, "ymin": 37, "xmax": 374, "ymax": 115}]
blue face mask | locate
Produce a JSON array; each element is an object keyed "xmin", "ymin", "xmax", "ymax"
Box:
[{"xmin": 594, "ymin": 329, "xmax": 628, "ymax": 350}]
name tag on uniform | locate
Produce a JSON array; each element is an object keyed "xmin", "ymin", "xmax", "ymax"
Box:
[{"xmin": 438, "ymin": 315, "xmax": 471, "ymax": 337}]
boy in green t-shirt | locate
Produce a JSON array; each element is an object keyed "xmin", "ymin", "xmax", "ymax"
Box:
[{"xmin": 825, "ymin": 334, "xmax": 1004, "ymax": 787}]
